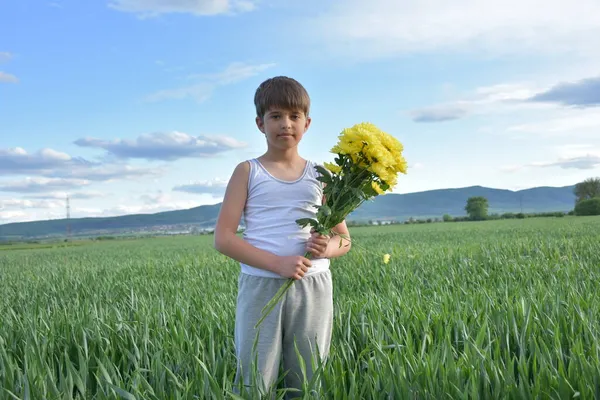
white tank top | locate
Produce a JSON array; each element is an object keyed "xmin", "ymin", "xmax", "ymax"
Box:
[{"xmin": 240, "ymin": 158, "xmax": 331, "ymax": 278}]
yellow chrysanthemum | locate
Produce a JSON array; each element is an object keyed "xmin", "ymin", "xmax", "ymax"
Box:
[
  {"xmin": 324, "ymin": 162, "xmax": 342, "ymax": 175},
  {"xmin": 386, "ymin": 173, "xmax": 398, "ymax": 189},
  {"xmin": 383, "ymin": 254, "xmax": 391, "ymax": 264},
  {"xmin": 394, "ymin": 156, "xmax": 408, "ymax": 174},
  {"xmin": 361, "ymin": 123, "xmax": 407, "ymax": 175},
  {"xmin": 369, "ymin": 162, "xmax": 393, "ymax": 184},
  {"xmin": 331, "ymin": 142, "xmax": 366, "ymax": 167},
  {"xmin": 329, "ymin": 122, "xmax": 407, "ymax": 193},
  {"xmin": 371, "ymin": 181, "xmax": 385, "ymax": 195},
  {"xmin": 333, "ymin": 122, "xmax": 407, "ymax": 179},
  {"xmin": 374, "ymin": 128, "xmax": 407, "ymax": 174},
  {"xmin": 338, "ymin": 126, "xmax": 371, "ymax": 148}
]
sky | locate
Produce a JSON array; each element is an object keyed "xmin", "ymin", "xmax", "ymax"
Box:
[{"xmin": 1, "ymin": 0, "xmax": 600, "ymax": 224}]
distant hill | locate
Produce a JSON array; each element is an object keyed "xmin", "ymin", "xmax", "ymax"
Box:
[
  {"xmin": 350, "ymin": 185, "xmax": 576, "ymax": 220},
  {"xmin": 0, "ymin": 204, "xmax": 222, "ymax": 240},
  {"xmin": 0, "ymin": 185, "xmax": 576, "ymax": 240}
]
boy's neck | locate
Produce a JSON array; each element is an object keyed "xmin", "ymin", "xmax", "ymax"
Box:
[{"xmin": 261, "ymin": 148, "xmax": 303, "ymax": 164}]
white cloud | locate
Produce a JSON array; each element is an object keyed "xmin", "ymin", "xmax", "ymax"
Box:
[
  {"xmin": 528, "ymin": 76, "xmax": 600, "ymax": 107},
  {"xmin": 0, "ymin": 146, "xmax": 162, "ymax": 181},
  {"xmin": 145, "ymin": 83, "xmax": 214, "ymax": 103},
  {"xmin": 531, "ymin": 155, "xmax": 600, "ymax": 170},
  {"xmin": 94, "ymin": 194, "xmax": 201, "ymax": 217},
  {"xmin": 57, "ymin": 163, "xmax": 165, "ymax": 181},
  {"xmin": 146, "ymin": 61, "xmax": 275, "ymax": 103},
  {"xmin": 0, "ymin": 72, "xmax": 18, "ymax": 84},
  {"xmin": 311, "ymin": 0, "xmax": 600, "ymax": 59},
  {"xmin": 0, "ymin": 190, "xmax": 207, "ymax": 223},
  {"xmin": 0, "ymin": 147, "xmax": 74, "ymax": 174},
  {"xmin": 0, "ymin": 198, "xmax": 63, "ymax": 210},
  {"xmin": 104, "ymin": 203, "xmax": 197, "ymax": 215},
  {"xmin": 109, "ymin": 0, "xmax": 258, "ymax": 17},
  {"xmin": 410, "ymin": 106, "xmax": 468, "ymax": 123},
  {"xmin": 0, "ymin": 208, "xmax": 72, "ymax": 224},
  {"xmin": 407, "ymin": 75, "xmax": 600, "ymax": 146},
  {"xmin": 0, "ymin": 178, "xmax": 91, "ymax": 194},
  {"xmin": 172, "ymin": 178, "xmax": 228, "ymax": 195},
  {"xmin": 0, "ymin": 210, "xmax": 28, "ymax": 224},
  {"xmin": 408, "ymin": 83, "xmax": 545, "ymax": 122},
  {"xmin": 507, "ymin": 108, "xmax": 600, "ymax": 137},
  {"xmin": 0, "ymin": 52, "xmax": 13, "ymax": 63},
  {"xmin": 74, "ymin": 131, "xmax": 246, "ymax": 160},
  {"xmin": 140, "ymin": 190, "xmax": 170, "ymax": 205},
  {"xmin": 554, "ymin": 144, "xmax": 596, "ymax": 154},
  {"xmin": 190, "ymin": 62, "xmax": 276, "ymax": 84},
  {"xmin": 29, "ymin": 191, "xmax": 108, "ymax": 200},
  {"xmin": 0, "ymin": 52, "xmax": 18, "ymax": 84},
  {"xmin": 502, "ymin": 147, "xmax": 600, "ymax": 172}
]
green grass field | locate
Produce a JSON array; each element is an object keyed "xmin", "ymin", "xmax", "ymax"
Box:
[{"xmin": 1, "ymin": 217, "xmax": 600, "ymax": 399}]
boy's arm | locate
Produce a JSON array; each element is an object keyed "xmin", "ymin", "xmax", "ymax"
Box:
[
  {"xmin": 309, "ymin": 188, "xmax": 351, "ymax": 259},
  {"xmin": 213, "ymin": 161, "xmax": 282, "ymax": 274},
  {"xmin": 325, "ymin": 220, "xmax": 351, "ymax": 258}
]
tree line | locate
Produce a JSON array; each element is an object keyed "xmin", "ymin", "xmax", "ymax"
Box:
[
  {"xmin": 464, "ymin": 177, "xmax": 600, "ymax": 220},
  {"xmin": 348, "ymin": 177, "xmax": 600, "ymax": 226}
]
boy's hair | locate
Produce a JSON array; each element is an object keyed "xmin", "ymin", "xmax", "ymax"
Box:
[{"xmin": 254, "ymin": 76, "xmax": 310, "ymax": 119}]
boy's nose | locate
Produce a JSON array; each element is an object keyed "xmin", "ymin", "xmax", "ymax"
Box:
[{"xmin": 281, "ymin": 117, "xmax": 292, "ymax": 127}]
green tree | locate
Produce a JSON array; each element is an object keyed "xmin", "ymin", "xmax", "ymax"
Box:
[
  {"xmin": 443, "ymin": 214, "xmax": 453, "ymax": 222},
  {"xmin": 574, "ymin": 198, "xmax": 600, "ymax": 216},
  {"xmin": 574, "ymin": 177, "xmax": 600, "ymax": 203},
  {"xmin": 465, "ymin": 196, "xmax": 489, "ymax": 220}
]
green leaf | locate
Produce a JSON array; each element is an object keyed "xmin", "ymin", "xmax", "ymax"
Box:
[
  {"xmin": 315, "ymin": 165, "xmax": 333, "ymax": 179},
  {"xmin": 296, "ymin": 218, "xmax": 318, "ymax": 228},
  {"xmin": 319, "ymin": 205, "xmax": 332, "ymax": 217},
  {"xmin": 362, "ymin": 182, "xmax": 377, "ymax": 198},
  {"xmin": 108, "ymin": 384, "xmax": 137, "ymax": 400},
  {"xmin": 316, "ymin": 175, "xmax": 331, "ymax": 185}
]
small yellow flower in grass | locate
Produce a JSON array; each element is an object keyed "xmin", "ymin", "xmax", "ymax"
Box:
[{"xmin": 383, "ymin": 253, "xmax": 391, "ymax": 264}]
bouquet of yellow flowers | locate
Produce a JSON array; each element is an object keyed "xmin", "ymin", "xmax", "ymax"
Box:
[{"xmin": 255, "ymin": 122, "xmax": 407, "ymax": 328}]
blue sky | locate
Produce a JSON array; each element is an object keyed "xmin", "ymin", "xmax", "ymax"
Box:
[{"xmin": 1, "ymin": 0, "xmax": 600, "ymax": 223}]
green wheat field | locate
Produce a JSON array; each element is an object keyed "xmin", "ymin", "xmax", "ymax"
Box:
[{"xmin": 1, "ymin": 217, "xmax": 600, "ymax": 399}]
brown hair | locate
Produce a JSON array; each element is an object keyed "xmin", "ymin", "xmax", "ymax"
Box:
[{"xmin": 254, "ymin": 76, "xmax": 310, "ymax": 119}]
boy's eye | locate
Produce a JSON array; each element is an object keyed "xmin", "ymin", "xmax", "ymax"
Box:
[{"xmin": 269, "ymin": 113, "xmax": 301, "ymax": 120}]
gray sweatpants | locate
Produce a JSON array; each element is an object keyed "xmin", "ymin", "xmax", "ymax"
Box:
[{"xmin": 233, "ymin": 270, "xmax": 333, "ymax": 398}]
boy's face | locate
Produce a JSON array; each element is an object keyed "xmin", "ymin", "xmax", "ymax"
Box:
[{"xmin": 256, "ymin": 107, "xmax": 311, "ymax": 150}]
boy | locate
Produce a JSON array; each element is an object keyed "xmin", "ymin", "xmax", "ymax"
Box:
[{"xmin": 213, "ymin": 76, "xmax": 351, "ymax": 397}]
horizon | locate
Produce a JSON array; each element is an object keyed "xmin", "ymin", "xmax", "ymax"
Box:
[
  {"xmin": 2, "ymin": 1, "xmax": 600, "ymax": 224},
  {"xmin": 0, "ymin": 181, "xmax": 581, "ymax": 227}
]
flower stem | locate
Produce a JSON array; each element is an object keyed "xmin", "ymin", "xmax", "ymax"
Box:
[{"xmin": 254, "ymin": 251, "xmax": 312, "ymax": 329}]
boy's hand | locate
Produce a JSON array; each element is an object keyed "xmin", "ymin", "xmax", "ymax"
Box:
[
  {"xmin": 306, "ymin": 231, "xmax": 330, "ymax": 259},
  {"xmin": 278, "ymin": 255, "xmax": 312, "ymax": 280}
]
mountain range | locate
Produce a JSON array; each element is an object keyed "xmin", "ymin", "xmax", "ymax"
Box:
[{"xmin": 0, "ymin": 184, "xmax": 576, "ymax": 240}]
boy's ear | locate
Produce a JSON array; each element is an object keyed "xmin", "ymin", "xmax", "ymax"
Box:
[
  {"xmin": 256, "ymin": 116, "xmax": 265, "ymax": 133},
  {"xmin": 305, "ymin": 116, "xmax": 312, "ymax": 131}
]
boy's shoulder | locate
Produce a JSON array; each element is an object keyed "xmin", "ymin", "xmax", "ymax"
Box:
[
  {"xmin": 228, "ymin": 160, "xmax": 252, "ymax": 183},
  {"xmin": 236, "ymin": 159, "xmax": 255, "ymax": 170}
]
